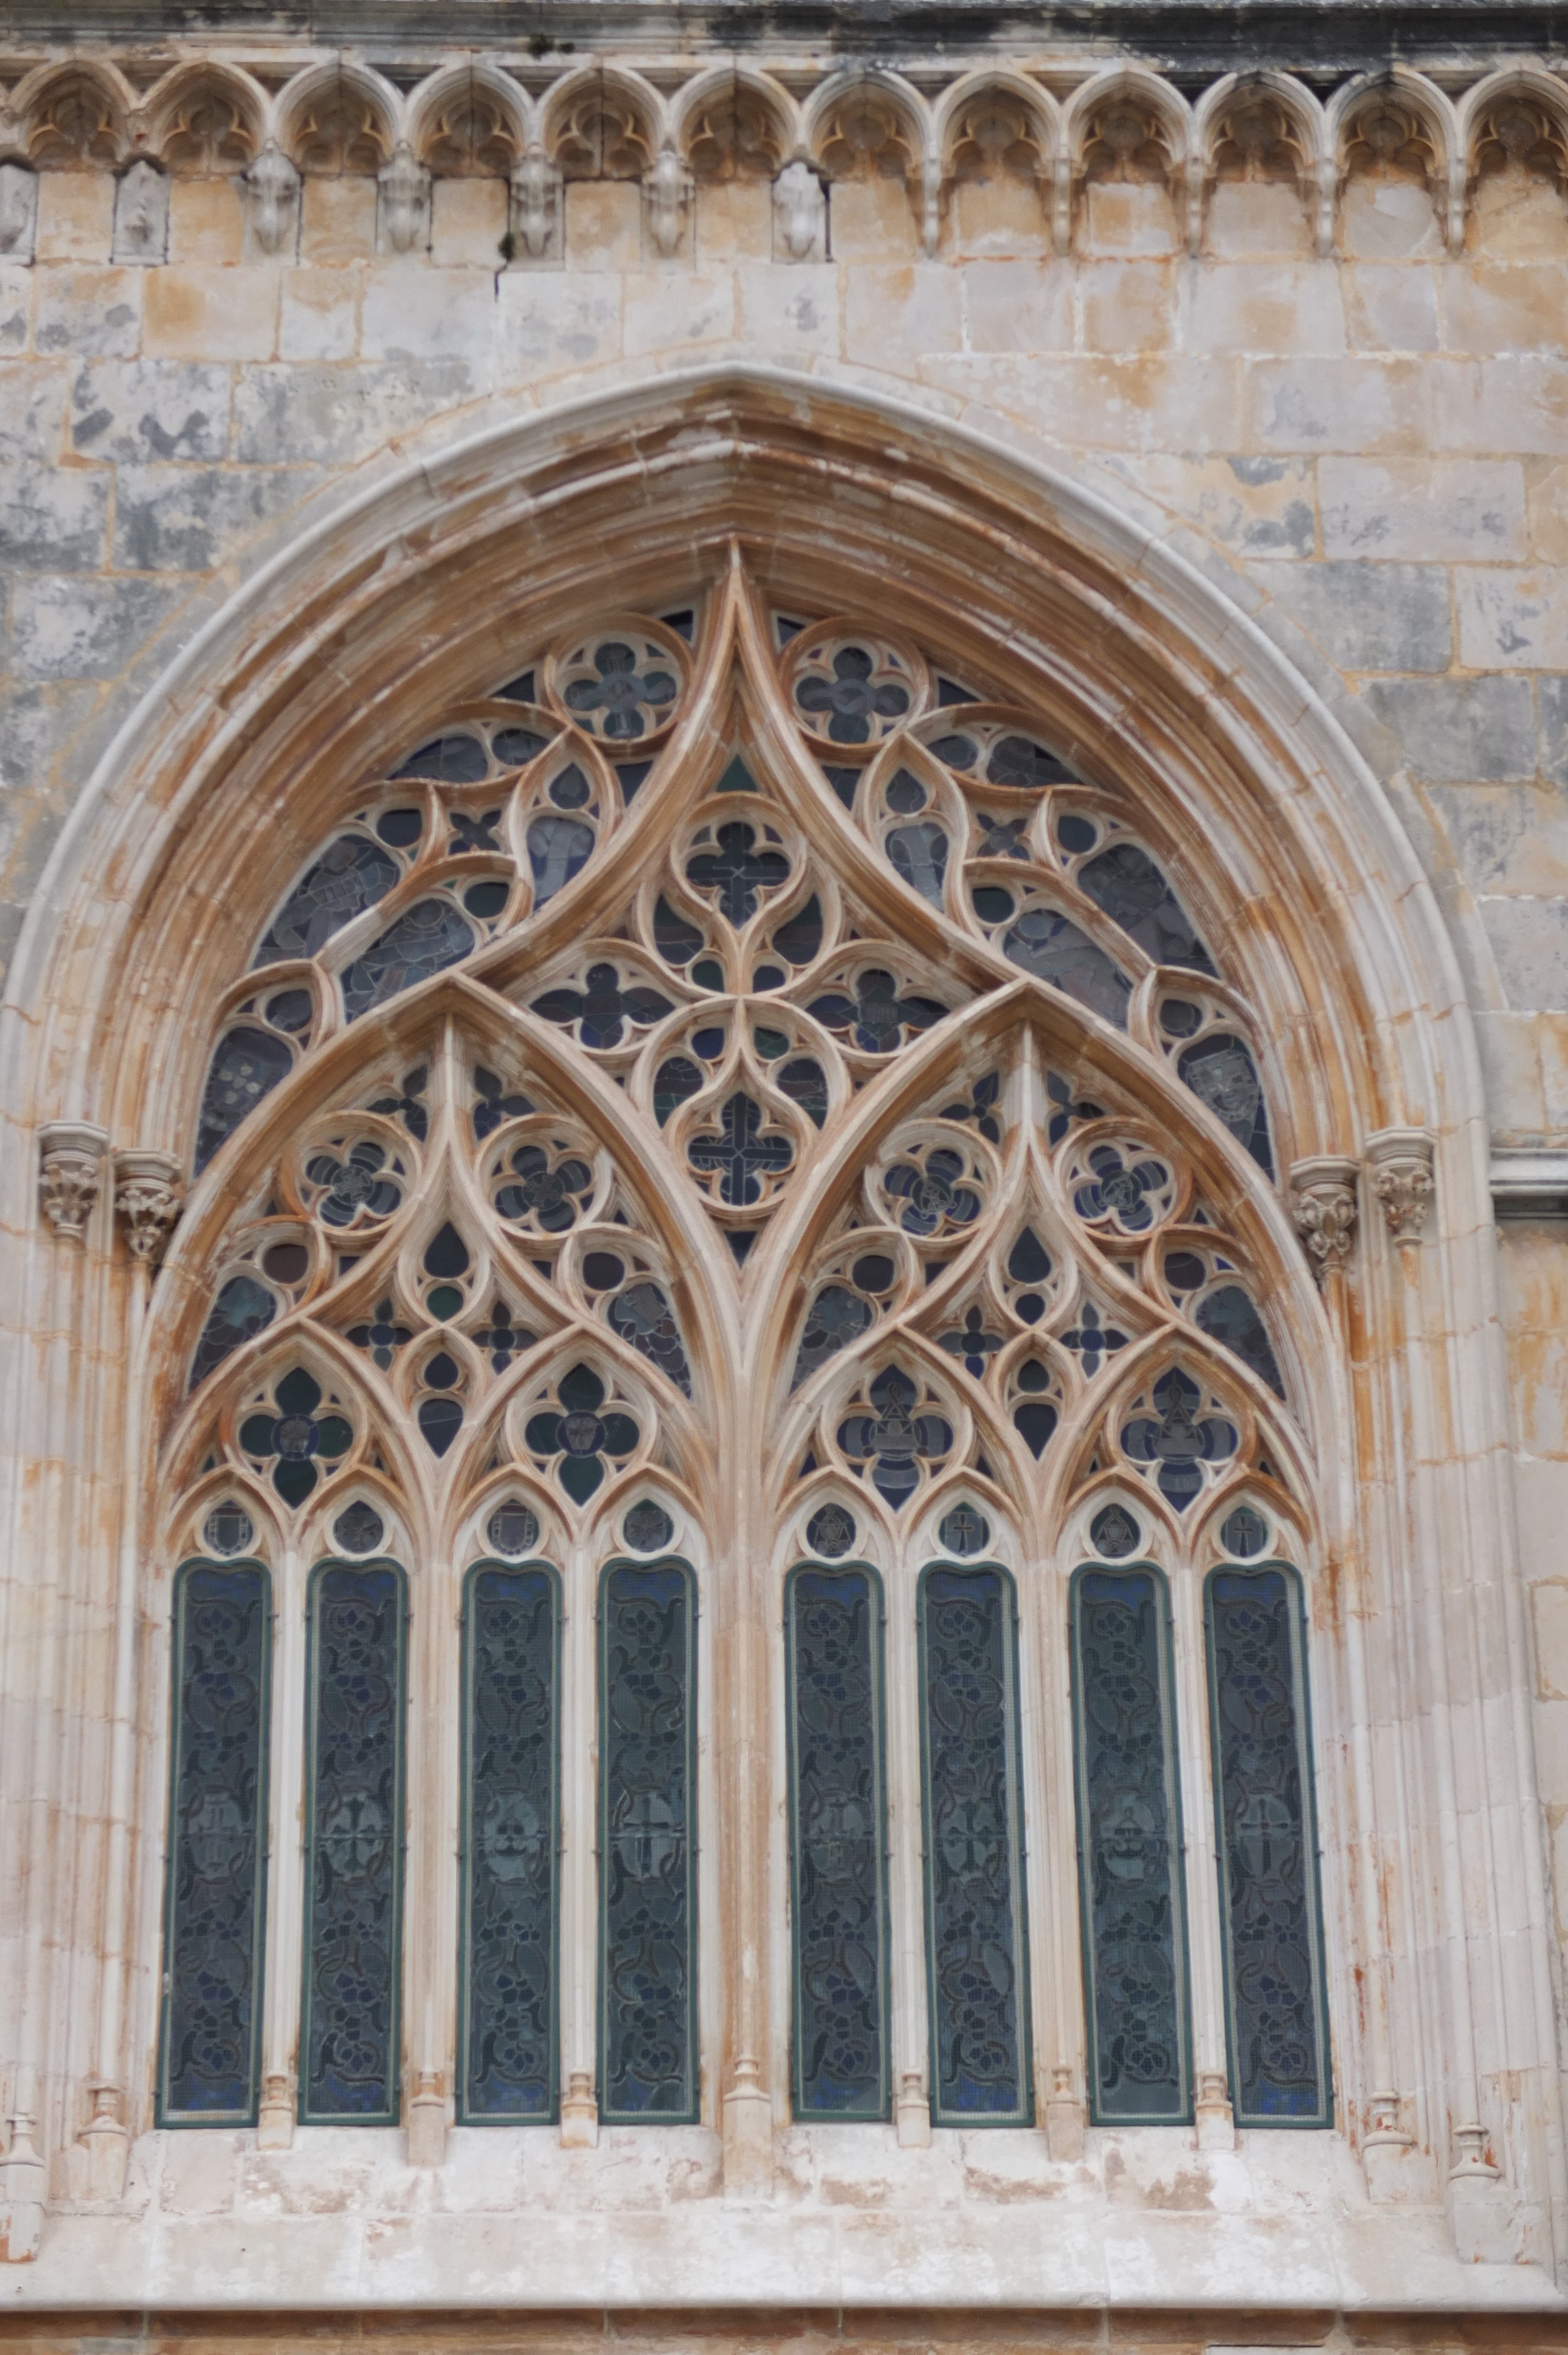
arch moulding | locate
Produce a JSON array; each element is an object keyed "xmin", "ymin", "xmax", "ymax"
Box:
[{"xmin": 1, "ymin": 365, "xmax": 1563, "ymax": 2301}]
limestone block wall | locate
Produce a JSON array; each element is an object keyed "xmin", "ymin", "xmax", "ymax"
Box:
[{"xmin": 8, "ymin": 25, "xmax": 1568, "ymax": 2326}]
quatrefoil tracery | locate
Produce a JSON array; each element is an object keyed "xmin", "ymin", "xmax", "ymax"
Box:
[{"xmin": 170, "ymin": 565, "xmax": 1306, "ymax": 1564}]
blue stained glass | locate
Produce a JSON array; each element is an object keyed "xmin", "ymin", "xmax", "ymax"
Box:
[
  {"xmin": 194, "ymin": 1025, "xmax": 293, "ymax": 1173},
  {"xmin": 340, "ymin": 899, "xmax": 474, "ymax": 1021},
  {"xmin": 301, "ymin": 1561, "xmax": 405, "ymax": 2124},
  {"xmin": 254, "ymin": 834, "xmax": 399, "ymax": 966},
  {"xmin": 599, "ymin": 1561, "xmax": 697, "ymax": 2122},
  {"xmin": 1205, "ymin": 1566, "xmax": 1332, "ymax": 2128},
  {"xmin": 460, "ymin": 1565, "xmax": 560, "ymax": 2121},
  {"xmin": 919, "ymin": 1568, "xmax": 1030, "ymax": 2126},
  {"xmin": 159, "ymin": 1561, "xmax": 270, "ymax": 2124},
  {"xmin": 1069, "ymin": 1565, "xmax": 1192, "ymax": 2124},
  {"xmin": 786, "ymin": 1565, "xmax": 889, "ymax": 2120}
]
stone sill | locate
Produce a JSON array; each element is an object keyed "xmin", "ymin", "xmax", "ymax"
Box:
[{"xmin": 5, "ymin": 2124, "xmax": 1565, "ymax": 2311}]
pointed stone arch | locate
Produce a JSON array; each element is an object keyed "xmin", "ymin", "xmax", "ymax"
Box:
[{"xmin": 2, "ymin": 366, "xmax": 1560, "ymax": 2283}]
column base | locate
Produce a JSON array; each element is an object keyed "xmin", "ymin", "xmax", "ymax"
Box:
[
  {"xmin": 79, "ymin": 2084, "xmax": 129, "ymax": 2201},
  {"xmin": 560, "ymin": 2071, "xmax": 598, "ymax": 2150},
  {"xmin": 406, "ymin": 2072, "xmax": 447, "ymax": 2169},
  {"xmin": 896, "ymin": 2072, "xmax": 931, "ymax": 2148},
  {"xmin": 256, "ymin": 2074, "xmax": 294, "ymax": 2151},
  {"xmin": 1195, "ymin": 2072, "xmax": 1234, "ymax": 2152},
  {"xmin": 722, "ymin": 2064, "xmax": 773, "ymax": 2200}
]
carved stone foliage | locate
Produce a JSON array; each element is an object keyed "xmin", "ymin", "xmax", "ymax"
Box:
[
  {"xmin": 166, "ymin": 563, "xmax": 1307, "ymax": 1573},
  {"xmin": 1367, "ymin": 1127, "xmax": 1436, "ymax": 1249},
  {"xmin": 1288, "ymin": 1155, "xmax": 1359, "ymax": 1285},
  {"xmin": 38, "ymin": 1120, "xmax": 109, "ymax": 1245}
]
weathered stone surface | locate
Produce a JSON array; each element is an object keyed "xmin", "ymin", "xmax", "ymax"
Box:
[
  {"xmin": 69, "ymin": 359, "xmax": 230, "ymax": 463},
  {"xmin": 231, "ymin": 360, "xmax": 480, "ymax": 464},
  {"xmin": 1267, "ymin": 561, "xmax": 1453, "ymax": 673},
  {"xmin": 111, "ymin": 464, "xmax": 321, "ymax": 573},
  {"xmin": 0, "ymin": 466, "xmax": 109, "ymax": 572},
  {"xmin": 1362, "ymin": 677, "xmax": 1539, "ymax": 782},
  {"xmin": 11, "ymin": 574, "xmax": 187, "ymax": 679}
]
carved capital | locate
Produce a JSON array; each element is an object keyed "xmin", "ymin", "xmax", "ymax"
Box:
[
  {"xmin": 1367, "ymin": 1126, "xmax": 1436, "ymax": 1249},
  {"xmin": 113, "ymin": 1147, "xmax": 184, "ymax": 1268},
  {"xmin": 1289, "ymin": 1153, "xmax": 1360, "ymax": 1283},
  {"xmin": 38, "ymin": 1120, "xmax": 109, "ymax": 1243}
]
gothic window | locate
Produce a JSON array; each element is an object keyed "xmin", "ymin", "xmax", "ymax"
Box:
[{"xmin": 158, "ymin": 569, "xmax": 1328, "ymax": 2148}]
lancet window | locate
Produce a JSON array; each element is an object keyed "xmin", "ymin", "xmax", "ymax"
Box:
[{"xmin": 155, "ymin": 564, "xmax": 1328, "ymax": 2143}]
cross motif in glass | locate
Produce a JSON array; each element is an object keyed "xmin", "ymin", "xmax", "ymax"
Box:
[
  {"xmin": 1060, "ymin": 1301, "xmax": 1130, "ymax": 1376},
  {"xmin": 447, "ymin": 808, "xmax": 502, "ymax": 854},
  {"xmin": 685, "ymin": 822, "xmax": 790, "ymax": 927},
  {"xmin": 686, "ymin": 1092, "xmax": 793, "ymax": 1207},
  {"xmin": 524, "ymin": 1365, "xmax": 640, "ymax": 1503},
  {"xmin": 793, "ymin": 645, "xmax": 911, "ymax": 745},
  {"xmin": 837, "ymin": 1366, "xmax": 953, "ymax": 1507},
  {"xmin": 473, "ymin": 1302, "xmax": 537, "ymax": 1373},
  {"xmin": 1121, "ymin": 1368, "xmax": 1238, "ymax": 1509},
  {"xmin": 938, "ymin": 1305, "xmax": 1005, "ymax": 1379},
  {"xmin": 494, "ymin": 1144, "xmax": 594, "ymax": 1231},
  {"xmin": 531, "ymin": 963, "xmax": 673, "ymax": 1049},
  {"xmin": 346, "ymin": 1298, "xmax": 413, "ymax": 1371},
  {"xmin": 806, "ymin": 968, "xmax": 948, "ymax": 1053},
  {"xmin": 562, "ymin": 641, "xmax": 677, "ymax": 740},
  {"xmin": 472, "ymin": 1066, "xmax": 533, "ymax": 1141},
  {"xmin": 239, "ymin": 1367, "xmax": 352, "ymax": 1507},
  {"xmin": 882, "ymin": 1145, "xmax": 982, "ymax": 1238},
  {"xmin": 367, "ymin": 1064, "xmax": 428, "ymax": 1140},
  {"xmin": 1072, "ymin": 1142, "xmax": 1174, "ymax": 1234},
  {"xmin": 304, "ymin": 1140, "xmax": 402, "ymax": 1228}
]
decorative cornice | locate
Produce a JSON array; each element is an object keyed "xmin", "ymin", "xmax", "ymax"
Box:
[
  {"xmin": 1366, "ymin": 1126, "xmax": 1436, "ymax": 1249},
  {"xmin": 1, "ymin": 42, "xmax": 1567, "ymax": 266},
  {"xmin": 36, "ymin": 1120, "xmax": 109, "ymax": 1245},
  {"xmin": 1288, "ymin": 1153, "xmax": 1358, "ymax": 1285}
]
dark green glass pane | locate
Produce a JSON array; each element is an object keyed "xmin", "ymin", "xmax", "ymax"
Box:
[
  {"xmin": 921, "ymin": 1568, "xmax": 1030, "ymax": 2126},
  {"xmin": 787, "ymin": 1567, "xmax": 889, "ymax": 2120},
  {"xmin": 599, "ymin": 1561, "xmax": 697, "ymax": 2122},
  {"xmin": 461, "ymin": 1567, "xmax": 560, "ymax": 2120},
  {"xmin": 160, "ymin": 1563, "xmax": 270, "ymax": 2123},
  {"xmin": 1206, "ymin": 1567, "xmax": 1332, "ymax": 2128},
  {"xmin": 301, "ymin": 1563, "xmax": 404, "ymax": 2123},
  {"xmin": 1069, "ymin": 1565, "xmax": 1191, "ymax": 2124}
]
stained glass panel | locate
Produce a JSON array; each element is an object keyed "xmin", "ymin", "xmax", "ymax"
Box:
[
  {"xmin": 919, "ymin": 1567, "xmax": 1030, "ymax": 2126},
  {"xmin": 1069, "ymin": 1565, "xmax": 1191, "ymax": 2124},
  {"xmin": 786, "ymin": 1564, "xmax": 889, "ymax": 2120},
  {"xmin": 254, "ymin": 834, "xmax": 399, "ymax": 966},
  {"xmin": 599, "ymin": 1560, "xmax": 698, "ymax": 2122},
  {"xmin": 460, "ymin": 1563, "xmax": 560, "ymax": 2122},
  {"xmin": 159, "ymin": 1561, "xmax": 270, "ymax": 2124},
  {"xmin": 194, "ymin": 1026, "xmax": 293, "ymax": 1173},
  {"xmin": 301, "ymin": 1560, "xmax": 405, "ymax": 2124},
  {"xmin": 1205, "ymin": 1565, "xmax": 1331, "ymax": 2128},
  {"xmin": 340, "ymin": 900, "xmax": 474, "ymax": 1021}
]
